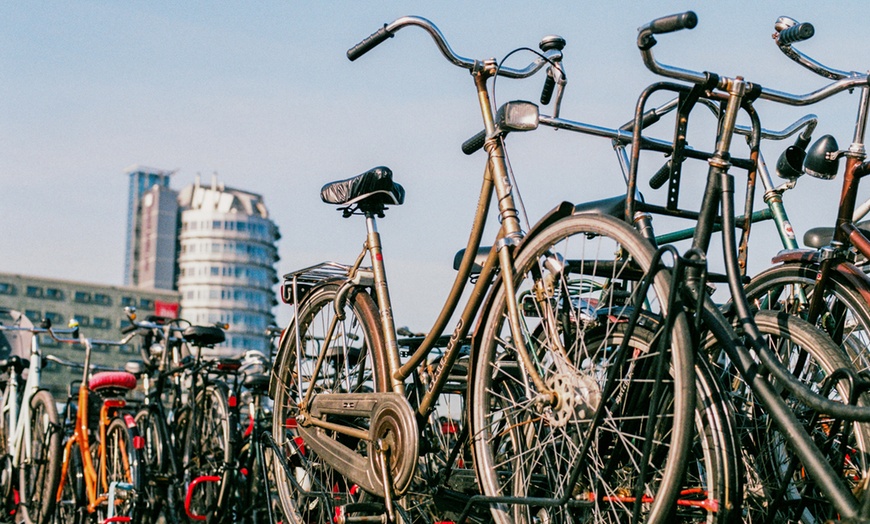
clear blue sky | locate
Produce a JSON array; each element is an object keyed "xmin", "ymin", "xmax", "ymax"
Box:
[{"xmin": 1, "ymin": 2, "xmax": 867, "ymax": 329}]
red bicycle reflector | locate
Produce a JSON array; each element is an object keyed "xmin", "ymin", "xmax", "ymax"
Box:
[
  {"xmin": 103, "ymin": 399, "xmax": 126, "ymax": 409},
  {"xmin": 133, "ymin": 436, "xmax": 144, "ymax": 450},
  {"xmin": 228, "ymin": 395, "xmax": 237, "ymax": 408},
  {"xmin": 285, "ymin": 417, "xmax": 297, "ymax": 429},
  {"xmin": 217, "ymin": 361, "xmax": 241, "ymax": 371}
]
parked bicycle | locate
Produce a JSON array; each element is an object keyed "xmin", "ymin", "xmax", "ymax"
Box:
[
  {"xmin": 120, "ymin": 308, "xmax": 238, "ymax": 524},
  {"xmin": 738, "ymin": 16, "xmax": 870, "ymax": 379},
  {"xmin": 47, "ymin": 320, "xmax": 144, "ymax": 524},
  {"xmin": 268, "ymin": 15, "xmax": 709, "ymax": 524},
  {"xmin": 0, "ymin": 309, "xmax": 63, "ymax": 524}
]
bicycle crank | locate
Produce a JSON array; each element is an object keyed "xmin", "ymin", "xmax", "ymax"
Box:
[{"xmin": 298, "ymin": 392, "xmax": 418, "ymax": 499}]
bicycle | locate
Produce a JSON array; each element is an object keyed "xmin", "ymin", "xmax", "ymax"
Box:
[
  {"xmin": 469, "ymin": 10, "xmax": 870, "ymax": 523},
  {"xmin": 622, "ymin": 11, "xmax": 870, "ymax": 523},
  {"xmin": 233, "ymin": 342, "xmax": 282, "ymax": 524},
  {"xmin": 267, "ymin": 15, "xmax": 732, "ymax": 524},
  {"xmin": 47, "ymin": 320, "xmax": 144, "ymax": 524},
  {"xmin": 120, "ymin": 308, "xmax": 238, "ymax": 524},
  {"xmin": 735, "ymin": 16, "xmax": 870, "ymax": 378},
  {"xmin": 0, "ymin": 310, "xmax": 63, "ymax": 524}
]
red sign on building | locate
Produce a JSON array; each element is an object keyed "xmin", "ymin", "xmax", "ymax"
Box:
[{"xmin": 154, "ymin": 300, "xmax": 179, "ymax": 318}]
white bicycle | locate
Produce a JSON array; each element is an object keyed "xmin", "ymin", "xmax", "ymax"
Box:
[{"xmin": 0, "ymin": 309, "xmax": 63, "ymax": 524}]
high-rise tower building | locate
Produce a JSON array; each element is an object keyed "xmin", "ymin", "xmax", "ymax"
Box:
[
  {"xmin": 124, "ymin": 166, "xmax": 177, "ymax": 288},
  {"xmin": 176, "ymin": 176, "xmax": 280, "ymax": 356}
]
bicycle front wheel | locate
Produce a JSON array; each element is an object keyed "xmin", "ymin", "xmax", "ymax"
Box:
[
  {"xmin": 17, "ymin": 389, "xmax": 61, "ymax": 524},
  {"xmin": 270, "ymin": 280, "xmax": 385, "ymax": 524},
  {"xmin": 184, "ymin": 383, "xmax": 234, "ymax": 523},
  {"xmin": 472, "ymin": 213, "xmax": 694, "ymax": 524}
]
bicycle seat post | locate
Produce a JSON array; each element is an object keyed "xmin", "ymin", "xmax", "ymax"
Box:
[{"xmin": 362, "ymin": 207, "xmax": 404, "ymax": 394}]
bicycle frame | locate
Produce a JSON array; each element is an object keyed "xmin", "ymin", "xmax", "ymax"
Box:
[
  {"xmin": 53, "ymin": 334, "xmax": 137, "ymax": 516},
  {"xmin": 629, "ymin": 12, "xmax": 870, "ymax": 519},
  {"xmin": 0, "ymin": 327, "xmax": 48, "ymax": 473},
  {"xmin": 288, "ymin": 16, "xmax": 566, "ymax": 427}
]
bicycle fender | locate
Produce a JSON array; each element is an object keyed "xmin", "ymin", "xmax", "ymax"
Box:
[{"xmin": 768, "ymin": 250, "xmax": 870, "ymax": 304}]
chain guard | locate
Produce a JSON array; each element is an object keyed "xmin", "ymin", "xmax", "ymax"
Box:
[{"xmin": 299, "ymin": 392, "xmax": 418, "ymax": 498}]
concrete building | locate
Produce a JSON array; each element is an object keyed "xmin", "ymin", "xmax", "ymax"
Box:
[
  {"xmin": 124, "ymin": 166, "xmax": 177, "ymax": 289},
  {"xmin": 0, "ymin": 272, "xmax": 180, "ymax": 399},
  {"xmin": 176, "ymin": 176, "xmax": 280, "ymax": 357}
]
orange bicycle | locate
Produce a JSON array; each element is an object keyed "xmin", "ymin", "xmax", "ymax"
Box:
[{"xmin": 46, "ymin": 321, "xmax": 143, "ymax": 524}]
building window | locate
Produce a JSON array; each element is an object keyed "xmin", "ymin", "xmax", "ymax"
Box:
[
  {"xmin": 0, "ymin": 283, "xmax": 16, "ymax": 296},
  {"xmin": 73, "ymin": 291, "xmax": 92, "ymax": 303},
  {"xmin": 93, "ymin": 317, "xmax": 111, "ymax": 329},
  {"xmin": 121, "ymin": 296, "xmax": 136, "ymax": 307},
  {"xmin": 44, "ymin": 312, "xmax": 64, "ymax": 325},
  {"xmin": 74, "ymin": 315, "xmax": 90, "ymax": 327},
  {"xmin": 94, "ymin": 293, "xmax": 112, "ymax": 306},
  {"xmin": 45, "ymin": 288, "xmax": 65, "ymax": 301},
  {"xmin": 139, "ymin": 298, "xmax": 154, "ymax": 310},
  {"xmin": 24, "ymin": 310, "xmax": 41, "ymax": 323},
  {"xmin": 25, "ymin": 286, "xmax": 43, "ymax": 298}
]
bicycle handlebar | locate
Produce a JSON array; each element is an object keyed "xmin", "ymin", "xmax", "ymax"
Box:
[
  {"xmin": 348, "ymin": 16, "xmax": 560, "ymax": 79},
  {"xmin": 638, "ymin": 12, "xmax": 870, "ymax": 106},
  {"xmin": 774, "ymin": 16, "xmax": 858, "ymax": 81}
]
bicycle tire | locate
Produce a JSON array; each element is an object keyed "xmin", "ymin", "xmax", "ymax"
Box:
[
  {"xmin": 743, "ymin": 261, "xmax": 870, "ymax": 372},
  {"xmin": 722, "ymin": 310, "xmax": 870, "ymax": 523},
  {"xmin": 270, "ymin": 280, "xmax": 386, "ymax": 524},
  {"xmin": 17, "ymin": 389, "xmax": 61, "ymax": 524},
  {"xmin": 595, "ymin": 324, "xmax": 742, "ymax": 524},
  {"xmin": 51, "ymin": 441, "xmax": 85, "ymax": 524},
  {"xmin": 472, "ymin": 213, "xmax": 695, "ymax": 524},
  {"xmin": 183, "ymin": 383, "xmax": 233, "ymax": 523},
  {"xmin": 100, "ymin": 416, "xmax": 143, "ymax": 523},
  {"xmin": 135, "ymin": 407, "xmax": 180, "ymax": 524}
]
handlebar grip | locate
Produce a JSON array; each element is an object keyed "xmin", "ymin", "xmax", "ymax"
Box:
[
  {"xmin": 347, "ymin": 24, "xmax": 393, "ymax": 61},
  {"xmin": 462, "ymin": 130, "xmax": 486, "ymax": 155},
  {"xmin": 540, "ymin": 69, "xmax": 555, "ymax": 105},
  {"xmin": 649, "ymin": 160, "xmax": 672, "ymax": 189},
  {"xmin": 648, "ymin": 11, "xmax": 698, "ymax": 35},
  {"xmin": 638, "ymin": 11, "xmax": 697, "ymax": 50},
  {"xmin": 778, "ymin": 22, "xmax": 814, "ymax": 46}
]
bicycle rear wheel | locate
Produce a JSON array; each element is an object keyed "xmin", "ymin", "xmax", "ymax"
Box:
[
  {"xmin": 270, "ymin": 280, "xmax": 386, "ymax": 524},
  {"xmin": 472, "ymin": 214, "xmax": 695, "ymax": 524},
  {"xmin": 17, "ymin": 389, "xmax": 61, "ymax": 524},
  {"xmin": 100, "ymin": 416, "xmax": 143, "ymax": 523},
  {"xmin": 723, "ymin": 310, "xmax": 870, "ymax": 523},
  {"xmin": 743, "ymin": 262, "xmax": 870, "ymax": 372}
]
